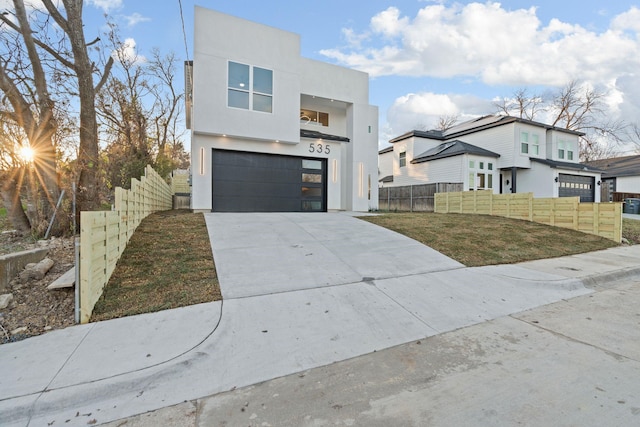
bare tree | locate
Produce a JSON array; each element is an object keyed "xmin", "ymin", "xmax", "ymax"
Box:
[
  {"xmin": 0, "ymin": 0, "xmax": 113, "ymax": 233},
  {"xmin": 435, "ymin": 114, "xmax": 460, "ymax": 131},
  {"xmin": 494, "ymin": 88, "xmax": 545, "ymax": 120},
  {"xmin": 497, "ymin": 81, "xmax": 627, "ymax": 161}
]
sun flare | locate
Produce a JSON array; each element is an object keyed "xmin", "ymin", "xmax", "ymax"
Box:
[{"xmin": 19, "ymin": 146, "xmax": 35, "ymax": 163}]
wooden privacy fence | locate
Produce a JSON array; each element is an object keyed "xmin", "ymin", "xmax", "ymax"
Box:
[
  {"xmin": 435, "ymin": 190, "xmax": 623, "ymax": 242},
  {"xmin": 79, "ymin": 165, "xmax": 173, "ymax": 323},
  {"xmin": 379, "ymin": 183, "xmax": 463, "ymax": 212}
]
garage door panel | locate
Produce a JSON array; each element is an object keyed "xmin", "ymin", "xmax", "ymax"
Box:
[
  {"xmin": 558, "ymin": 174, "xmax": 594, "ymax": 203},
  {"xmin": 212, "ymin": 149, "xmax": 327, "ymax": 212}
]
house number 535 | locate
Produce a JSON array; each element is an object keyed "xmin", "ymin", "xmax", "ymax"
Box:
[{"xmin": 309, "ymin": 143, "xmax": 330, "ymax": 154}]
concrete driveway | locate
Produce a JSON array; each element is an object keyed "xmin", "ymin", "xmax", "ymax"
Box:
[{"xmin": 4, "ymin": 212, "xmax": 638, "ymax": 427}]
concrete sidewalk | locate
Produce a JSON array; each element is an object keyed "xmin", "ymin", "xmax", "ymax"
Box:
[{"xmin": 1, "ymin": 212, "xmax": 640, "ymax": 426}]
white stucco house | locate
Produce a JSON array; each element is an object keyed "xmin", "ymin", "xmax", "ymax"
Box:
[
  {"xmin": 187, "ymin": 7, "xmax": 379, "ymax": 212},
  {"xmin": 380, "ymin": 115, "xmax": 602, "ymax": 202}
]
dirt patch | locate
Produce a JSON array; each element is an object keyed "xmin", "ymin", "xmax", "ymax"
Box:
[{"xmin": 0, "ymin": 234, "xmax": 76, "ymax": 344}]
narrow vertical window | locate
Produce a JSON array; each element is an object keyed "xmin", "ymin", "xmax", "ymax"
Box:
[
  {"xmin": 558, "ymin": 141, "xmax": 565, "ymax": 159},
  {"xmin": 253, "ymin": 67, "xmax": 273, "ymax": 113},
  {"xmin": 531, "ymin": 134, "xmax": 539, "ymax": 155},
  {"xmin": 521, "ymin": 131, "xmax": 529, "ymax": 154},
  {"xmin": 228, "ymin": 62, "xmax": 250, "ymax": 109},
  {"xmin": 399, "ymin": 151, "xmax": 406, "ymax": 168}
]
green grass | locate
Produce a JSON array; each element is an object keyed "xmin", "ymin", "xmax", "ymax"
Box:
[
  {"xmin": 362, "ymin": 212, "xmax": 620, "ymax": 267},
  {"xmin": 90, "ymin": 210, "xmax": 221, "ymax": 322}
]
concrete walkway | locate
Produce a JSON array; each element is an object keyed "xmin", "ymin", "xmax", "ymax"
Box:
[{"xmin": 1, "ymin": 212, "xmax": 640, "ymax": 427}]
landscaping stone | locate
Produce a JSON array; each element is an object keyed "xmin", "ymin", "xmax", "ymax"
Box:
[
  {"xmin": 10, "ymin": 326, "xmax": 27, "ymax": 335},
  {"xmin": 19, "ymin": 258, "xmax": 54, "ymax": 282},
  {"xmin": 0, "ymin": 293, "xmax": 13, "ymax": 310}
]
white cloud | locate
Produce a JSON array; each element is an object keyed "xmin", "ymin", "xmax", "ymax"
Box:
[
  {"xmin": 112, "ymin": 37, "xmax": 146, "ymax": 64},
  {"xmin": 123, "ymin": 12, "xmax": 150, "ymax": 28},
  {"xmin": 386, "ymin": 91, "xmax": 492, "ymax": 137},
  {"xmin": 86, "ymin": 0, "xmax": 122, "ymax": 13},
  {"xmin": 321, "ymin": 2, "xmax": 640, "ymax": 88}
]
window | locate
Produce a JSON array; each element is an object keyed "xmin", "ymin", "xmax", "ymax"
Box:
[
  {"xmin": 520, "ymin": 132, "xmax": 529, "ymax": 154},
  {"xmin": 531, "ymin": 134, "xmax": 540, "ymax": 156},
  {"xmin": 566, "ymin": 142, "xmax": 574, "ymax": 161},
  {"xmin": 300, "ymin": 109, "xmax": 329, "ymax": 126},
  {"xmin": 469, "ymin": 160, "xmax": 494, "ymax": 190},
  {"xmin": 558, "ymin": 141, "xmax": 565, "ymax": 160},
  {"xmin": 228, "ymin": 62, "xmax": 272, "ymax": 112},
  {"xmin": 399, "ymin": 151, "xmax": 406, "ymax": 167}
]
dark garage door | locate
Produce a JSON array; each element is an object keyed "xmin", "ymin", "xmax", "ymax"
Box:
[
  {"xmin": 212, "ymin": 149, "xmax": 327, "ymax": 212},
  {"xmin": 558, "ymin": 173, "xmax": 595, "ymax": 202}
]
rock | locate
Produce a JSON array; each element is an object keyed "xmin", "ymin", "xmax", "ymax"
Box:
[
  {"xmin": 48, "ymin": 267, "xmax": 75, "ymax": 290},
  {"xmin": 11, "ymin": 326, "xmax": 27, "ymax": 335},
  {"xmin": 0, "ymin": 293, "xmax": 13, "ymax": 309},
  {"xmin": 24, "ymin": 263, "xmax": 37, "ymax": 270},
  {"xmin": 622, "ymin": 237, "xmax": 630, "ymax": 245},
  {"xmin": 44, "ymin": 326, "xmax": 52, "ymax": 331},
  {"xmin": 19, "ymin": 258, "xmax": 55, "ymax": 282}
]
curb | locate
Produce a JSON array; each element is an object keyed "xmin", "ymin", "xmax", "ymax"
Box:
[{"xmin": 580, "ymin": 266, "xmax": 640, "ymax": 290}]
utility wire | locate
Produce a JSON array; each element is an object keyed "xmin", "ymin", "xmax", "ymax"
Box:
[{"xmin": 178, "ymin": 0, "xmax": 190, "ymax": 60}]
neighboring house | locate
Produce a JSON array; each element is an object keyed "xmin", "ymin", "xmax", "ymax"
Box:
[
  {"xmin": 584, "ymin": 155, "xmax": 640, "ymax": 201},
  {"xmin": 380, "ymin": 115, "xmax": 602, "ymax": 202},
  {"xmin": 188, "ymin": 7, "xmax": 379, "ymax": 212}
]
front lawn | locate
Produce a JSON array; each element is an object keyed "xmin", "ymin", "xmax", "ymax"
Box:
[{"xmin": 361, "ymin": 212, "xmax": 620, "ymax": 267}]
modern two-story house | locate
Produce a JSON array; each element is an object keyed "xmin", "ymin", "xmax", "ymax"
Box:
[
  {"xmin": 380, "ymin": 115, "xmax": 602, "ymax": 202},
  {"xmin": 188, "ymin": 7, "xmax": 379, "ymax": 212}
]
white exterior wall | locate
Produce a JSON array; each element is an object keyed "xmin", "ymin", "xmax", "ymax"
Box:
[
  {"xmin": 378, "ymin": 150, "xmax": 394, "ymax": 184},
  {"xmin": 517, "ymin": 161, "xmax": 555, "ymax": 198},
  {"xmin": 192, "ymin": 8, "xmax": 300, "ymax": 143},
  {"xmin": 393, "ymin": 156, "xmax": 465, "ymax": 187},
  {"xmin": 191, "ymin": 7, "xmax": 378, "ymax": 212},
  {"xmin": 616, "ymin": 176, "xmax": 640, "ymax": 193},
  {"xmin": 452, "ymin": 124, "xmax": 523, "ymax": 169},
  {"xmin": 547, "ymin": 130, "xmax": 581, "ymax": 163}
]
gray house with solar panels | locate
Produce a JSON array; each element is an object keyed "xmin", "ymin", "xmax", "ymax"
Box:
[{"xmin": 379, "ymin": 115, "xmax": 602, "ymax": 202}]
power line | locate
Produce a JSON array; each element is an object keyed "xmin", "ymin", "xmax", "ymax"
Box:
[{"xmin": 178, "ymin": 0, "xmax": 190, "ymax": 60}]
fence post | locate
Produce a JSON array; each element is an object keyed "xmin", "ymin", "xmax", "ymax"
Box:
[{"xmin": 410, "ymin": 185, "xmax": 413, "ymax": 212}]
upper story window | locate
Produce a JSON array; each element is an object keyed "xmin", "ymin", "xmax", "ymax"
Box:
[
  {"xmin": 399, "ymin": 151, "xmax": 407, "ymax": 167},
  {"xmin": 566, "ymin": 142, "xmax": 574, "ymax": 161},
  {"xmin": 531, "ymin": 134, "xmax": 540, "ymax": 155},
  {"xmin": 300, "ymin": 109, "xmax": 329, "ymax": 126},
  {"xmin": 558, "ymin": 140, "xmax": 575, "ymax": 160},
  {"xmin": 228, "ymin": 61, "xmax": 273, "ymax": 113},
  {"xmin": 521, "ymin": 131, "xmax": 541, "ymax": 156},
  {"xmin": 520, "ymin": 132, "xmax": 529, "ymax": 154}
]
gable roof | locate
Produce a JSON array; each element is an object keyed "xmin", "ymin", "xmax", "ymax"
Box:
[
  {"xmin": 530, "ymin": 157, "xmax": 602, "ymax": 172},
  {"xmin": 583, "ymin": 155, "xmax": 640, "ymax": 178},
  {"xmin": 412, "ymin": 140, "xmax": 500, "ymax": 164},
  {"xmin": 390, "ymin": 115, "xmax": 585, "ymax": 144}
]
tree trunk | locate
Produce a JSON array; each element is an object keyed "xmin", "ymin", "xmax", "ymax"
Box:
[
  {"xmin": 0, "ymin": 169, "xmax": 31, "ymax": 234},
  {"xmin": 63, "ymin": 0, "xmax": 101, "ymax": 225}
]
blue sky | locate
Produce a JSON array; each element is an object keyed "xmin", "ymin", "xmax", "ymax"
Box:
[{"xmin": 60, "ymin": 1, "xmax": 640, "ymax": 153}]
